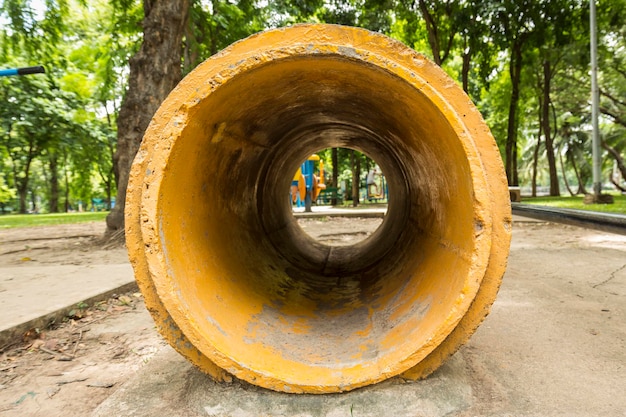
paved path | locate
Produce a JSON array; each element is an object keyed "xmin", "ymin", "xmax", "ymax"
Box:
[{"xmin": 0, "ymin": 264, "xmax": 134, "ymax": 347}]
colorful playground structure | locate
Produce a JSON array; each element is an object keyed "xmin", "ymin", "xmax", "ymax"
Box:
[
  {"xmin": 291, "ymin": 154, "xmax": 326, "ymax": 212},
  {"xmin": 291, "ymin": 155, "xmax": 390, "ymax": 210}
]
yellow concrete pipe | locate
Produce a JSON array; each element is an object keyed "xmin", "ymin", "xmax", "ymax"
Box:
[{"xmin": 125, "ymin": 24, "xmax": 512, "ymax": 394}]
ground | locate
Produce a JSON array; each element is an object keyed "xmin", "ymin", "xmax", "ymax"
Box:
[
  {"xmin": 0, "ymin": 222, "xmax": 159, "ymax": 416},
  {"xmin": 1, "ymin": 217, "xmax": 625, "ymax": 416},
  {"xmin": 0, "ymin": 217, "xmax": 382, "ymax": 416}
]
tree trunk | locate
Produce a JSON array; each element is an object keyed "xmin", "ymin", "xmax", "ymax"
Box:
[
  {"xmin": 462, "ymin": 47, "xmax": 471, "ymax": 94},
  {"xmin": 602, "ymin": 140, "xmax": 626, "ymax": 182},
  {"xmin": 331, "ymin": 148, "xmax": 338, "ymax": 205},
  {"xmin": 532, "ymin": 93, "xmax": 543, "ymax": 198},
  {"xmin": 30, "ymin": 186, "xmax": 37, "ymax": 213},
  {"xmin": 63, "ymin": 150, "xmax": 70, "ymax": 212},
  {"xmin": 506, "ymin": 41, "xmax": 523, "ymax": 186},
  {"xmin": 13, "ymin": 150, "xmax": 34, "ymax": 214},
  {"xmin": 611, "ymin": 173, "xmax": 626, "ymax": 192},
  {"xmin": 18, "ymin": 185, "xmax": 28, "ymax": 214},
  {"xmin": 542, "ymin": 60, "xmax": 559, "ymax": 196},
  {"xmin": 418, "ymin": 0, "xmax": 441, "ymax": 65},
  {"xmin": 350, "ymin": 150, "xmax": 360, "ymax": 207},
  {"xmin": 48, "ymin": 152, "xmax": 59, "ymax": 213},
  {"xmin": 106, "ymin": 0, "xmax": 190, "ymax": 233},
  {"xmin": 570, "ymin": 156, "xmax": 588, "ymax": 195},
  {"xmin": 209, "ymin": 0, "xmax": 220, "ymax": 56},
  {"xmin": 559, "ymin": 148, "xmax": 575, "ymax": 196}
]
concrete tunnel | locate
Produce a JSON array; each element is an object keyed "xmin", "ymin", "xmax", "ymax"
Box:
[{"xmin": 125, "ymin": 24, "xmax": 512, "ymax": 394}]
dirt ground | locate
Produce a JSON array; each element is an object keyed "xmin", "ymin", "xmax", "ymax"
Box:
[
  {"xmin": 0, "ymin": 222, "xmax": 129, "ymax": 267},
  {"xmin": 1, "ymin": 217, "xmax": 625, "ymax": 416}
]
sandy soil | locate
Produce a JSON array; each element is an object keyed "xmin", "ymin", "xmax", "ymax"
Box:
[
  {"xmin": 296, "ymin": 216, "xmax": 383, "ymax": 246},
  {"xmin": 1, "ymin": 217, "xmax": 625, "ymax": 416},
  {"xmin": 0, "ymin": 222, "xmax": 129, "ymax": 267}
]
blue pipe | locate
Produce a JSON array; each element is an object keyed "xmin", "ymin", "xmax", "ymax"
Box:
[{"xmin": 0, "ymin": 66, "xmax": 45, "ymax": 77}]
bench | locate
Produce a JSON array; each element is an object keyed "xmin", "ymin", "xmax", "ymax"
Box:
[
  {"xmin": 509, "ymin": 186, "xmax": 521, "ymax": 202},
  {"xmin": 317, "ymin": 187, "xmax": 343, "ymax": 205}
]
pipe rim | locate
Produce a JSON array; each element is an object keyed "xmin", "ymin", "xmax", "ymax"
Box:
[{"xmin": 126, "ymin": 24, "xmax": 511, "ymax": 393}]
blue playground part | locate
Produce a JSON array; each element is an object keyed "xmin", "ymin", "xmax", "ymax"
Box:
[
  {"xmin": 300, "ymin": 158, "xmax": 315, "ymax": 211},
  {"xmin": 0, "ymin": 66, "xmax": 45, "ymax": 77}
]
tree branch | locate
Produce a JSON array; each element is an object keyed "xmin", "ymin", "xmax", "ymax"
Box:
[
  {"xmin": 600, "ymin": 89, "xmax": 626, "ymax": 108},
  {"xmin": 600, "ymin": 106, "xmax": 626, "ymax": 128}
]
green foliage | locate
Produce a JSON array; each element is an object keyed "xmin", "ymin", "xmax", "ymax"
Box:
[
  {"xmin": 0, "ymin": 0, "xmax": 625, "ymax": 214},
  {"xmin": 0, "ymin": 0, "xmax": 123, "ymax": 213},
  {"xmin": 184, "ymin": 0, "xmax": 265, "ymax": 69},
  {"xmin": 0, "ymin": 171, "xmax": 15, "ymax": 207}
]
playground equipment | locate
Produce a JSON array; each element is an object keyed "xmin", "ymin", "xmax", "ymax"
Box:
[
  {"xmin": 291, "ymin": 154, "xmax": 326, "ymax": 211},
  {"xmin": 0, "ymin": 66, "xmax": 45, "ymax": 77},
  {"xmin": 125, "ymin": 24, "xmax": 512, "ymax": 394},
  {"xmin": 366, "ymin": 165, "xmax": 387, "ymax": 201}
]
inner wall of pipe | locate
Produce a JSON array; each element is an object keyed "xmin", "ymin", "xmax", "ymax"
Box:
[{"xmin": 157, "ymin": 56, "xmax": 478, "ymax": 372}]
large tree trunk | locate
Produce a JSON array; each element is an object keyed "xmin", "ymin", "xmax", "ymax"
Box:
[
  {"xmin": 106, "ymin": 0, "xmax": 190, "ymax": 233},
  {"xmin": 505, "ymin": 41, "xmax": 523, "ymax": 186},
  {"xmin": 542, "ymin": 60, "xmax": 559, "ymax": 196},
  {"xmin": 17, "ymin": 185, "xmax": 28, "ymax": 214}
]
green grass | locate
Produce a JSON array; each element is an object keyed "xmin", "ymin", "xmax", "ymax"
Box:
[
  {"xmin": 521, "ymin": 193, "xmax": 626, "ymax": 215},
  {"xmin": 0, "ymin": 211, "xmax": 109, "ymax": 229}
]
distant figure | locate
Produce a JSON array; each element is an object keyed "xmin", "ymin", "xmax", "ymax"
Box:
[{"xmin": 367, "ymin": 167, "xmax": 380, "ymax": 197}]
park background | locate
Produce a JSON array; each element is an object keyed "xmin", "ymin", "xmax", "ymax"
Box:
[{"xmin": 1, "ymin": 0, "xmax": 625, "ymax": 227}]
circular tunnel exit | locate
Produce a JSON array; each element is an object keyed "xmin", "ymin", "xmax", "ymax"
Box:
[
  {"xmin": 289, "ymin": 148, "xmax": 386, "ymax": 246},
  {"xmin": 125, "ymin": 24, "xmax": 512, "ymax": 393}
]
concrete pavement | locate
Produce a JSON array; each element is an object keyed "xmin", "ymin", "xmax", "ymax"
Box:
[{"xmin": 0, "ymin": 264, "xmax": 135, "ymax": 348}]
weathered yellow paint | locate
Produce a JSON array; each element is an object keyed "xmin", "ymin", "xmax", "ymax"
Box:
[{"xmin": 125, "ymin": 24, "xmax": 512, "ymax": 394}]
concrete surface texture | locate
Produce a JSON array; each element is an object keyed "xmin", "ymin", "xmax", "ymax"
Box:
[
  {"xmin": 0, "ymin": 222, "xmax": 134, "ymax": 347},
  {"xmin": 91, "ymin": 217, "xmax": 626, "ymax": 417}
]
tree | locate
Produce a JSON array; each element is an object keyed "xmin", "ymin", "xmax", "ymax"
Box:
[
  {"xmin": 597, "ymin": 10, "xmax": 626, "ymax": 188},
  {"xmin": 490, "ymin": 0, "xmax": 541, "ymax": 186},
  {"xmin": 416, "ymin": 0, "xmax": 459, "ymax": 66},
  {"xmin": 0, "ymin": 75, "xmax": 80, "ymax": 213},
  {"xmin": 535, "ymin": 0, "xmax": 587, "ymax": 196},
  {"xmin": 184, "ymin": 0, "xmax": 264, "ymax": 72},
  {"xmin": 106, "ymin": 0, "xmax": 190, "ymax": 233}
]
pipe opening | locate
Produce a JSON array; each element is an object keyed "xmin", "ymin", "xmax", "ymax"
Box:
[{"xmin": 288, "ymin": 147, "xmax": 387, "ymax": 247}]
